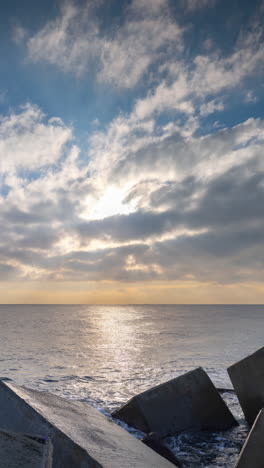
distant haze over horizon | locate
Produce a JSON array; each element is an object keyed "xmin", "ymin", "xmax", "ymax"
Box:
[{"xmin": 0, "ymin": 0, "xmax": 264, "ymax": 304}]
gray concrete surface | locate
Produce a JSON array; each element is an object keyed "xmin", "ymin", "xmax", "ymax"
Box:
[
  {"xmin": 235, "ymin": 408, "xmax": 264, "ymax": 468},
  {"xmin": 112, "ymin": 367, "xmax": 237, "ymax": 436},
  {"xmin": 228, "ymin": 347, "xmax": 264, "ymax": 425},
  {"xmin": 0, "ymin": 380, "xmax": 175, "ymax": 468},
  {"xmin": 0, "ymin": 429, "xmax": 52, "ymax": 468}
]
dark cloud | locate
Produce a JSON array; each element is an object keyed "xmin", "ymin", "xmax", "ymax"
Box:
[
  {"xmin": 149, "ymin": 177, "xmax": 198, "ymax": 210},
  {"xmin": 189, "ymin": 164, "xmax": 264, "ymax": 228},
  {"xmin": 77, "ymin": 209, "xmax": 180, "ymax": 242}
]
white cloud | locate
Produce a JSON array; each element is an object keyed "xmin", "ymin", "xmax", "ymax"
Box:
[
  {"xmin": 0, "ymin": 104, "xmax": 72, "ymax": 174},
  {"xmin": 191, "ymin": 46, "xmax": 264, "ymax": 97},
  {"xmin": 98, "ymin": 16, "xmax": 183, "ymax": 88},
  {"xmin": 134, "ymin": 74, "xmax": 193, "ymax": 119},
  {"xmin": 200, "ymin": 99, "xmax": 224, "ymax": 116},
  {"xmin": 26, "ymin": 1, "xmax": 183, "ymax": 88},
  {"xmin": 27, "ymin": 2, "xmax": 100, "ymax": 76}
]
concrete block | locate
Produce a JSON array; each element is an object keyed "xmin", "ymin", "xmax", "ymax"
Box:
[
  {"xmin": 0, "ymin": 380, "xmax": 175, "ymax": 468},
  {"xmin": 112, "ymin": 367, "xmax": 237, "ymax": 436},
  {"xmin": 235, "ymin": 408, "xmax": 264, "ymax": 468},
  {"xmin": 228, "ymin": 347, "xmax": 264, "ymax": 425},
  {"xmin": 0, "ymin": 429, "xmax": 52, "ymax": 468}
]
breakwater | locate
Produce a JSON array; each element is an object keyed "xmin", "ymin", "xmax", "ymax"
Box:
[{"xmin": 1, "ymin": 346, "xmax": 264, "ymax": 467}]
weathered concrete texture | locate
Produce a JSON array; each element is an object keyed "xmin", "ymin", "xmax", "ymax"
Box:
[
  {"xmin": 0, "ymin": 429, "xmax": 52, "ymax": 468},
  {"xmin": 235, "ymin": 408, "xmax": 264, "ymax": 468},
  {"xmin": 228, "ymin": 346, "xmax": 264, "ymax": 425},
  {"xmin": 0, "ymin": 380, "xmax": 175, "ymax": 468},
  {"xmin": 112, "ymin": 368, "xmax": 237, "ymax": 436}
]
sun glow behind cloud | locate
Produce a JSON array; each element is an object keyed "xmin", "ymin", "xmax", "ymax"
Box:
[{"xmin": 82, "ymin": 186, "xmax": 134, "ymax": 221}]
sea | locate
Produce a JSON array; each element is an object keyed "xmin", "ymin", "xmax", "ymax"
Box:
[{"xmin": 0, "ymin": 304, "xmax": 263, "ymax": 467}]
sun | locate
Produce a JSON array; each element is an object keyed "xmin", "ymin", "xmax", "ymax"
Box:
[{"xmin": 88, "ymin": 186, "xmax": 132, "ymax": 220}]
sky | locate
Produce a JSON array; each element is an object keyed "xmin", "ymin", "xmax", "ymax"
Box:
[{"xmin": 0, "ymin": 0, "xmax": 264, "ymax": 304}]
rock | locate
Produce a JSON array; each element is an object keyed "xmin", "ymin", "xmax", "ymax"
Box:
[
  {"xmin": 0, "ymin": 380, "xmax": 175, "ymax": 468},
  {"xmin": 0, "ymin": 429, "xmax": 52, "ymax": 468},
  {"xmin": 228, "ymin": 346, "xmax": 264, "ymax": 425},
  {"xmin": 235, "ymin": 408, "xmax": 264, "ymax": 468},
  {"xmin": 142, "ymin": 432, "xmax": 181, "ymax": 466},
  {"xmin": 112, "ymin": 367, "xmax": 237, "ymax": 436}
]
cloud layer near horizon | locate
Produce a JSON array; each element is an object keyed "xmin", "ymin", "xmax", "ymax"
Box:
[{"xmin": 1, "ymin": 0, "xmax": 264, "ymax": 301}]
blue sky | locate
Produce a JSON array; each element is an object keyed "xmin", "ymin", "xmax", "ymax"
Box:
[{"xmin": 0, "ymin": 0, "xmax": 264, "ymax": 303}]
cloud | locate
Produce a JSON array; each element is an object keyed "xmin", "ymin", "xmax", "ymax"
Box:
[
  {"xmin": 200, "ymin": 99, "xmax": 224, "ymax": 116},
  {"xmin": 245, "ymin": 90, "xmax": 258, "ymax": 103},
  {"xmin": 134, "ymin": 74, "xmax": 194, "ymax": 120},
  {"xmin": 184, "ymin": 0, "xmax": 218, "ymax": 12},
  {"xmin": 27, "ymin": 2, "xmax": 100, "ymax": 77},
  {"xmin": 130, "ymin": 0, "xmax": 168, "ymax": 15},
  {"xmin": 0, "ymin": 103, "xmax": 72, "ymax": 174},
  {"xmin": 98, "ymin": 3, "xmax": 183, "ymax": 88},
  {"xmin": 26, "ymin": 0, "xmax": 183, "ymax": 88}
]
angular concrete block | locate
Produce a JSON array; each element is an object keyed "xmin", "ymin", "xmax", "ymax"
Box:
[
  {"xmin": 0, "ymin": 380, "xmax": 175, "ymax": 468},
  {"xmin": 228, "ymin": 347, "xmax": 264, "ymax": 425},
  {"xmin": 235, "ymin": 408, "xmax": 264, "ymax": 468},
  {"xmin": 0, "ymin": 429, "xmax": 52, "ymax": 468},
  {"xmin": 112, "ymin": 368, "xmax": 237, "ymax": 436}
]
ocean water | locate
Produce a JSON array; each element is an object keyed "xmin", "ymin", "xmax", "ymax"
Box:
[{"xmin": 0, "ymin": 304, "xmax": 263, "ymax": 467}]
